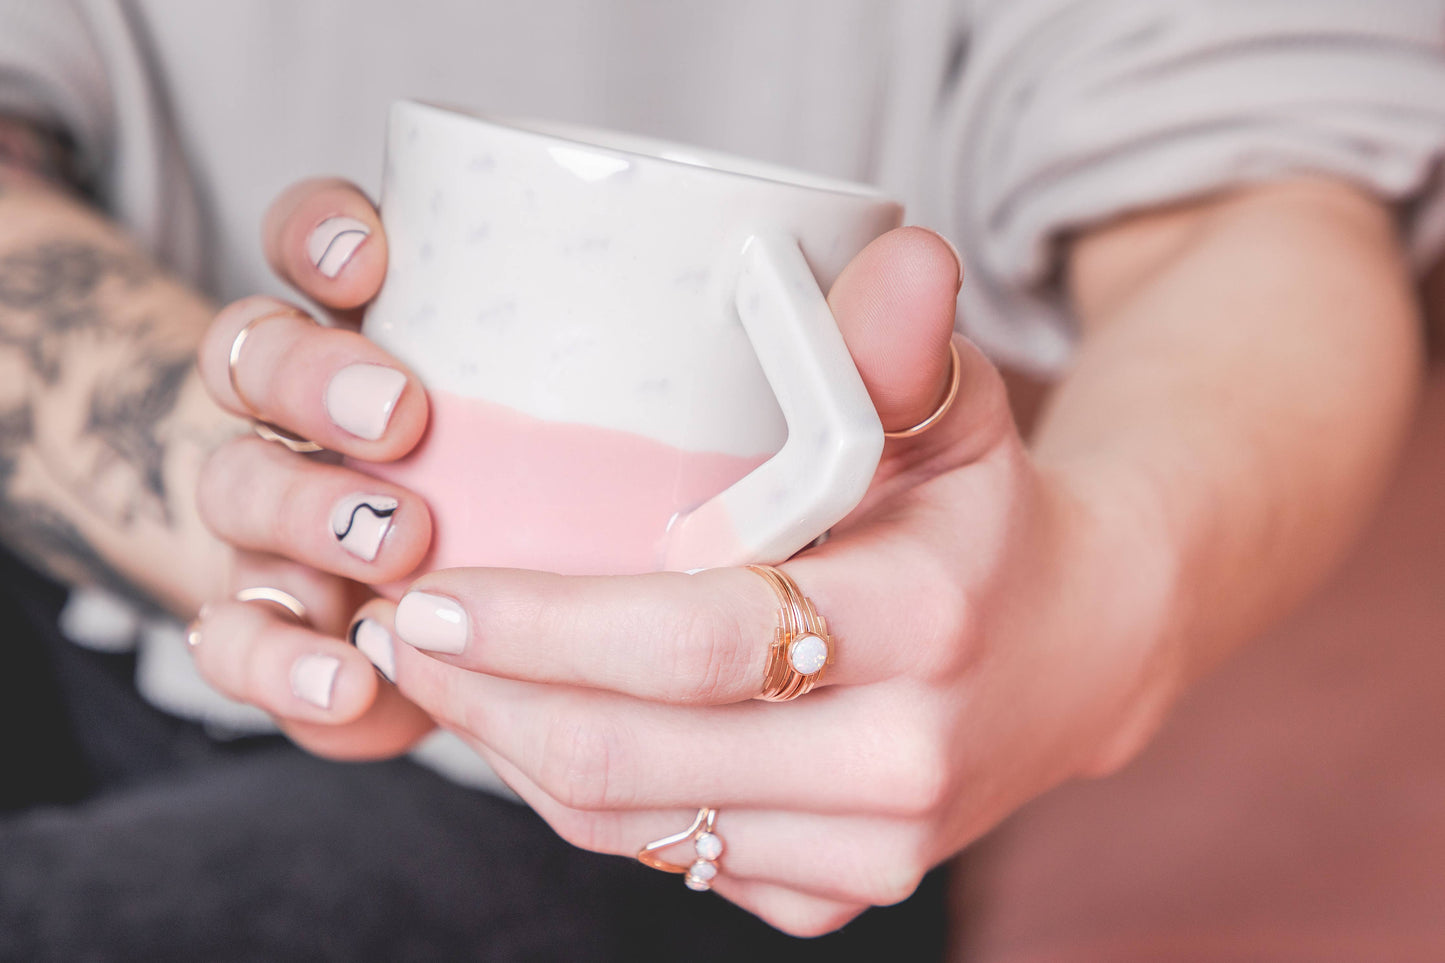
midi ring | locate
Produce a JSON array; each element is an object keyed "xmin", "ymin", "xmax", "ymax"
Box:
[
  {"xmin": 228, "ymin": 310, "xmax": 324, "ymax": 454},
  {"xmin": 884, "ymin": 339, "xmax": 962, "ymax": 439},
  {"xmin": 637, "ymin": 807, "xmax": 724, "ymax": 892},
  {"xmin": 747, "ymin": 564, "xmax": 833, "ymax": 702},
  {"xmin": 234, "ymin": 586, "xmax": 309, "ymax": 623}
]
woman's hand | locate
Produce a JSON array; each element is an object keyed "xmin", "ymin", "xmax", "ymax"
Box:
[
  {"xmin": 190, "ymin": 180, "xmax": 436, "ymax": 760},
  {"xmin": 187, "ymin": 176, "xmax": 1181, "ymax": 936}
]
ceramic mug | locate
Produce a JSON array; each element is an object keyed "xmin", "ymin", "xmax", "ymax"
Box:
[{"xmin": 362, "ymin": 100, "xmax": 901, "ymax": 576}]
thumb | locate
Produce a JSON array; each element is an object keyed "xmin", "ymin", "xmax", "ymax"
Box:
[{"xmin": 828, "ymin": 227, "xmax": 1013, "ymax": 461}]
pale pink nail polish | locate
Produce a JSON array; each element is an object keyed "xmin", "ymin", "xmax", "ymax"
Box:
[
  {"xmin": 395, "ymin": 591, "xmax": 468, "ymax": 654},
  {"xmin": 349, "ymin": 618, "xmax": 397, "ymax": 683},
  {"xmin": 307, "ymin": 216, "xmax": 370, "ymax": 279},
  {"xmin": 291, "ymin": 653, "xmax": 340, "ymax": 709},
  {"xmin": 330, "ymin": 494, "xmax": 398, "ymax": 562},
  {"xmin": 325, "ymin": 364, "xmax": 406, "ymax": 440}
]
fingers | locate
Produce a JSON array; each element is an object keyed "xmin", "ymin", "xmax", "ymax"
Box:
[
  {"xmin": 465, "ymin": 740, "xmax": 919, "ymax": 925},
  {"xmin": 263, "ymin": 178, "xmax": 386, "ymax": 311},
  {"xmin": 827, "ymin": 226, "xmax": 962, "ymax": 436},
  {"xmin": 199, "ymin": 437, "xmax": 432, "ymax": 584},
  {"xmin": 382, "ymin": 554, "xmax": 960, "ymax": 704},
  {"xmin": 197, "ymin": 296, "xmax": 428, "ymax": 459},
  {"xmin": 384, "ymin": 643, "xmax": 941, "ymax": 814},
  {"xmin": 189, "ymin": 595, "xmax": 434, "ymax": 760}
]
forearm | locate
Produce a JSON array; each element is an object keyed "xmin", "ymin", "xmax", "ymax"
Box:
[
  {"xmin": 0, "ymin": 157, "xmax": 240, "ymax": 616},
  {"xmin": 1036, "ymin": 178, "xmax": 1423, "ymax": 689}
]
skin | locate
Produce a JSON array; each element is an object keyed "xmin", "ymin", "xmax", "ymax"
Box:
[{"xmin": 0, "ymin": 118, "xmax": 1423, "ymax": 936}]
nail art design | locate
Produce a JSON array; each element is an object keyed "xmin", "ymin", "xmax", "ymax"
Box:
[
  {"xmin": 330, "ymin": 494, "xmax": 398, "ymax": 562},
  {"xmin": 349, "ymin": 618, "xmax": 397, "ymax": 683},
  {"xmin": 395, "ymin": 591, "xmax": 468, "ymax": 654},
  {"xmin": 307, "ymin": 216, "xmax": 370, "ymax": 279},
  {"xmin": 291, "ymin": 653, "xmax": 340, "ymax": 709},
  {"xmin": 325, "ymin": 364, "xmax": 407, "ymax": 441}
]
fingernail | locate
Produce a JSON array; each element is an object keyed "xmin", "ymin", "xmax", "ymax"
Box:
[
  {"xmin": 349, "ymin": 618, "xmax": 397, "ymax": 682},
  {"xmin": 325, "ymin": 364, "xmax": 406, "ymax": 440},
  {"xmin": 307, "ymin": 216, "xmax": 371, "ymax": 279},
  {"xmin": 395, "ymin": 591, "xmax": 467, "ymax": 654},
  {"xmin": 925, "ymin": 227, "xmax": 964, "ymax": 288},
  {"xmin": 330, "ymin": 493, "xmax": 398, "ymax": 562},
  {"xmin": 291, "ymin": 653, "xmax": 340, "ymax": 709}
]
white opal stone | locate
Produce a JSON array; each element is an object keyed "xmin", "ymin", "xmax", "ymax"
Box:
[
  {"xmin": 694, "ymin": 832, "xmax": 723, "ymax": 861},
  {"xmin": 684, "ymin": 873, "xmax": 712, "ymax": 892},
  {"xmin": 789, "ymin": 634, "xmax": 828, "ymax": 675},
  {"xmin": 688, "ymin": 859, "xmax": 718, "ymax": 882}
]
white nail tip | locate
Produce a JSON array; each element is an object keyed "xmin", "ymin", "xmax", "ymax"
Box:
[
  {"xmin": 308, "ymin": 216, "xmax": 371, "ymax": 278},
  {"xmin": 351, "ymin": 619, "xmax": 397, "ymax": 682},
  {"xmin": 291, "ymin": 654, "xmax": 340, "ymax": 709},
  {"xmin": 330, "ymin": 494, "xmax": 399, "ymax": 561},
  {"xmin": 325, "ymin": 364, "xmax": 407, "ymax": 440},
  {"xmin": 394, "ymin": 591, "xmax": 468, "ymax": 654}
]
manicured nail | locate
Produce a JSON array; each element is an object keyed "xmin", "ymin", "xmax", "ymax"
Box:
[
  {"xmin": 307, "ymin": 216, "xmax": 370, "ymax": 279},
  {"xmin": 395, "ymin": 591, "xmax": 468, "ymax": 654},
  {"xmin": 290, "ymin": 653, "xmax": 340, "ymax": 709},
  {"xmin": 330, "ymin": 494, "xmax": 398, "ymax": 562},
  {"xmin": 325, "ymin": 364, "xmax": 406, "ymax": 440},
  {"xmin": 349, "ymin": 618, "xmax": 396, "ymax": 682},
  {"xmin": 926, "ymin": 227, "xmax": 964, "ymax": 288}
]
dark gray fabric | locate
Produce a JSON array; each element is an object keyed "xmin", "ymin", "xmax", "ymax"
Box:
[{"xmin": 0, "ymin": 549, "xmax": 947, "ymax": 962}]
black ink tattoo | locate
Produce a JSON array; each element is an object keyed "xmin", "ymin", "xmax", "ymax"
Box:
[{"xmin": 0, "ymin": 236, "xmax": 192, "ymax": 605}]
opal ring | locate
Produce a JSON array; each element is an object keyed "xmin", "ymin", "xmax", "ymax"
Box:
[
  {"xmin": 638, "ymin": 807, "xmax": 724, "ymax": 892},
  {"xmin": 228, "ymin": 310, "xmax": 324, "ymax": 454},
  {"xmin": 747, "ymin": 564, "xmax": 833, "ymax": 702}
]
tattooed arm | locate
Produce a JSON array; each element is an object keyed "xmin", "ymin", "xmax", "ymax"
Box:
[{"xmin": 0, "ymin": 117, "xmax": 240, "ymax": 616}]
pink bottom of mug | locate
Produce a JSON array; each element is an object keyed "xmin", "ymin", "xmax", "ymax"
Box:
[{"xmin": 362, "ymin": 388, "xmax": 767, "ymax": 579}]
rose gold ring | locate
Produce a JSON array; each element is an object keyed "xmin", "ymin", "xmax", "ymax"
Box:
[
  {"xmin": 747, "ymin": 564, "xmax": 833, "ymax": 702},
  {"xmin": 884, "ymin": 339, "xmax": 962, "ymax": 439},
  {"xmin": 637, "ymin": 807, "xmax": 724, "ymax": 892},
  {"xmin": 234, "ymin": 586, "xmax": 309, "ymax": 623},
  {"xmin": 227, "ymin": 310, "xmax": 325, "ymax": 454}
]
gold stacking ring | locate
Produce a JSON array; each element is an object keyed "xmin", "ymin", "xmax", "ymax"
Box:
[
  {"xmin": 884, "ymin": 339, "xmax": 962, "ymax": 439},
  {"xmin": 228, "ymin": 310, "xmax": 325, "ymax": 453},
  {"xmin": 747, "ymin": 564, "xmax": 833, "ymax": 702}
]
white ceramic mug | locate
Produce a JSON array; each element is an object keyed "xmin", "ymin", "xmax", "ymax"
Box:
[{"xmin": 362, "ymin": 101, "xmax": 900, "ymax": 576}]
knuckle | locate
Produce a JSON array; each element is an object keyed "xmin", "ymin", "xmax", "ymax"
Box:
[
  {"xmin": 772, "ymin": 904, "xmax": 861, "ymax": 939},
  {"xmin": 535, "ymin": 713, "xmax": 632, "ymax": 811},
  {"xmin": 667, "ymin": 597, "xmax": 748, "ymax": 704},
  {"xmin": 878, "ymin": 729, "xmax": 951, "ymax": 818},
  {"xmin": 909, "ymin": 555, "xmax": 978, "ymax": 680},
  {"xmin": 858, "ymin": 856, "xmax": 929, "ymax": 907}
]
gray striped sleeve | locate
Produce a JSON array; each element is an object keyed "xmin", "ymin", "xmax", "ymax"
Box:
[{"xmin": 946, "ymin": 0, "xmax": 1445, "ymax": 372}]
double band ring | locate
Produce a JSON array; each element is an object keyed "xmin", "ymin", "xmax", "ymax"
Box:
[
  {"xmin": 748, "ymin": 564, "xmax": 833, "ymax": 702},
  {"xmin": 228, "ymin": 311, "xmax": 324, "ymax": 454},
  {"xmin": 234, "ymin": 586, "xmax": 309, "ymax": 623},
  {"xmin": 637, "ymin": 807, "xmax": 724, "ymax": 892},
  {"xmin": 884, "ymin": 338, "xmax": 962, "ymax": 439}
]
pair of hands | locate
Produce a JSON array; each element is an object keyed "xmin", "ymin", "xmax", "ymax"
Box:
[{"xmin": 187, "ymin": 178, "xmax": 1172, "ymax": 935}]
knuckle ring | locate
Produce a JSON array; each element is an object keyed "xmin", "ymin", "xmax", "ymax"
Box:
[
  {"xmin": 637, "ymin": 807, "xmax": 724, "ymax": 892},
  {"xmin": 747, "ymin": 564, "xmax": 833, "ymax": 702},
  {"xmin": 883, "ymin": 338, "xmax": 961, "ymax": 439},
  {"xmin": 227, "ymin": 310, "xmax": 325, "ymax": 454},
  {"xmin": 234, "ymin": 586, "xmax": 309, "ymax": 624}
]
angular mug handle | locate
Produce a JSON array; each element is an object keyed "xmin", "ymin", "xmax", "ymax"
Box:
[{"xmin": 662, "ymin": 232, "xmax": 884, "ymax": 570}]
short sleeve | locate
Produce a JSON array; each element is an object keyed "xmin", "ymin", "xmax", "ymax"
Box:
[{"xmin": 945, "ymin": 0, "xmax": 1445, "ymax": 373}]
